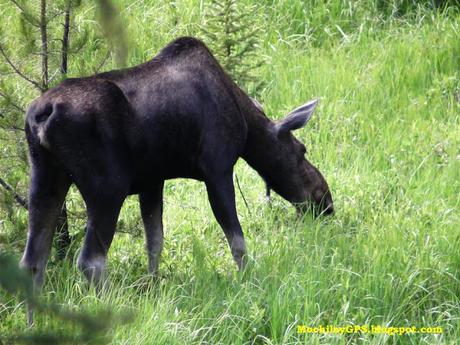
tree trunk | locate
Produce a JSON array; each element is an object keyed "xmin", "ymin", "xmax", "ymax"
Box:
[
  {"xmin": 55, "ymin": 203, "xmax": 71, "ymax": 260},
  {"xmin": 39, "ymin": 0, "xmax": 49, "ymax": 90},
  {"xmin": 60, "ymin": 1, "xmax": 71, "ymax": 75},
  {"xmin": 55, "ymin": 0, "xmax": 73, "ymax": 259}
]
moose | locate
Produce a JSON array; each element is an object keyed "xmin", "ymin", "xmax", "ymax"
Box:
[{"xmin": 21, "ymin": 37, "xmax": 333, "ymax": 321}]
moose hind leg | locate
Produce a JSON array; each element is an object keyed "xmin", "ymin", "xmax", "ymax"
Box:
[
  {"xmin": 21, "ymin": 160, "xmax": 70, "ymax": 287},
  {"xmin": 205, "ymin": 174, "xmax": 247, "ymax": 270},
  {"xmin": 139, "ymin": 182, "xmax": 164, "ymax": 275},
  {"xmin": 20, "ymin": 159, "xmax": 70, "ymax": 325},
  {"xmin": 77, "ymin": 186, "xmax": 126, "ymax": 285}
]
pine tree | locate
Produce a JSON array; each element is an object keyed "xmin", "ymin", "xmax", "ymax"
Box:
[
  {"xmin": 200, "ymin": 0, "xmax": 266, "ymax": 97},
  {"xmin": 0, "ymin": 0, "xmax": 86, "ymax": 259},
  {"xmin": 0, "ymin": 0, "xmax": 129, "ymax": 258}
]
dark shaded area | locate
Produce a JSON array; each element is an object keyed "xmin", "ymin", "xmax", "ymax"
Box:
[{"xmin": 0, "ymin": 252, "xmax": 132, "ymax": 344}]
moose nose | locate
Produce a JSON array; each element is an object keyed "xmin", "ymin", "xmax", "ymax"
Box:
[{"xmin": 323, "ymin": 203, "xmax": 334, "ymax": 215}]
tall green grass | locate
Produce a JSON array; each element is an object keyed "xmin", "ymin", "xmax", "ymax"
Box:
[{"xmin": 0, "ymin": 1, "xmax": 459, "ymax": 344}]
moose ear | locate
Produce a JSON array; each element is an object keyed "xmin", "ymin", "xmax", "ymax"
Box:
[{"xmin": 277, "ymin": 99, "xmax": 319, "ymax": 135}]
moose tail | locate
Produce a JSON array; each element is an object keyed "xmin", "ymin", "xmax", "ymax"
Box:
[{"xmin": 25, "ymin": 101, "xmax": 59, "ymax": 149}]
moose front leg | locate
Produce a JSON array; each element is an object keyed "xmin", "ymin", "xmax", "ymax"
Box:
[
  {"xmin": 205, "ymin": 174, "xmax": 247, "ymax": 270},
  {"xmin": 139, "ymin": 182, "xmax": 164, "ymax": 275}
]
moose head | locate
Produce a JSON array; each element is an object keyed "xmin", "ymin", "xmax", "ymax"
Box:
[{"xmin": 251, "ymin": 98, "xmax": 334, "ymax": 216}]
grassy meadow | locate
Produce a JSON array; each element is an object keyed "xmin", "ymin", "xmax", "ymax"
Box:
[{"xmin": 0, "ymin": 1, "xmax": 459, "ymax": 344}]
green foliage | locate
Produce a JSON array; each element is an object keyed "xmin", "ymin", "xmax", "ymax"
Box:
[
  {"xmin": 426, "ymin": 73, "xmax": 460, "ymax": 112},
  {"xmin": 95, "ymin": 0, "xmax": 130, "ymax": 67},
  {"xmin": 200, "ymin": 0, "xmax": 266, "ymax": 96},
  {"xmin": 0, "ymin": 252, "xmax": 132, "ymax": 344},
  {"xmin": 18, "ymin": 14, "xmax": 36, "ymax": 55},
  {"xmin": 0, "ymin": 253, "xmax": 32, "ymax": 298},
  {"xmin": 376, "ymin": 0, "xmax": 460, "ymax": 16}
]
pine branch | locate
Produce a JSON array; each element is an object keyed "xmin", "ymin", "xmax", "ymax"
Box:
[
  {"xmin": 0, "ymin": 177, "xmax": 28, "ymax": 210},
  {"xmin": 47, "ymin": 67, "xmax": 62, "ymax": 85},
  {"xmin": 93, "ymin": 50, "xmax": 111, "ymax": 73},
  {"xmin": 0, "ymin": 44, "xmax": 44, "ymax": 92},
  {"xmin": 9, "ymin": 0, "xmax": 39, "ymax": 27},
  {"xmin": 0, "ymin": 90, "xmax": 25, "ymax": 113},
  {"xmin": 46, "ymin": 9, "xmax": 66, "ymax": 25},
  {"xmin": 0, "ymin": 125, "xmax": 25, "ymax": 132}
]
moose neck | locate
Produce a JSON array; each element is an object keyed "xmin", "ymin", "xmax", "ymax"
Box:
[{"xmin": 241, "ymin": 108, "xmax": 280, "ymax": 186}]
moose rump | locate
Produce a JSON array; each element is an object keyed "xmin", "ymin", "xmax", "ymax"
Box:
[{"xmin": 23, "ymin": 79, "xmax": 133, "ymax": 286}]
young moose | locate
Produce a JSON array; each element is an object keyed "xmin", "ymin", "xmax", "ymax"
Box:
[{"xmin": 21, "ymin": 37, "xmax": 333, "ymax": 318}]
